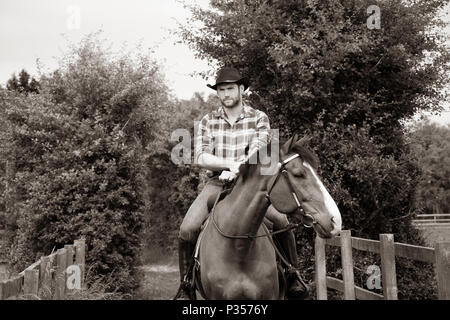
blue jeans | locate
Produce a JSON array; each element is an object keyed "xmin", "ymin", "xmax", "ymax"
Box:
[{"xmin": 179, "ymin": 178, "xmax": 289, "ymax": 243}]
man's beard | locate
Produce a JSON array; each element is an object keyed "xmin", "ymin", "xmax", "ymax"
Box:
[
  {"xmin": 221, "ymin": 97, "xmax": 240, "ymax": 108},
  {"xmin": 220, "ymin": 89, "xmax": 241, "ymax": 109}
]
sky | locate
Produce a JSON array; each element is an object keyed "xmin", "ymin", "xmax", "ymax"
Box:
[
  {"xmin": 0, "ymin": 0, "xmax": 449, "ymax": 124},
  {"xmin": 0, "ymin": 0, "xmax": 212, "ymax": 99}
]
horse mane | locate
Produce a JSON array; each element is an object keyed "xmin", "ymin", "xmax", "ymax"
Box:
[
  {"xmin": 238, "ymin": 142, "xmax": 272, "ymax": 181},
  {"xmin": 238, "ymin": 135, "xmax": 319, "ymax": 181},
  {"xmin": 290, "ymin": 136, "xmax": 319, "ymax": 170}
]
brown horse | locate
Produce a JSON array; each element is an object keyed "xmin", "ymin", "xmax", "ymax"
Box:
[{"xmin": 196, "ymin": 134, "xmax": 342, "ymax": 299}]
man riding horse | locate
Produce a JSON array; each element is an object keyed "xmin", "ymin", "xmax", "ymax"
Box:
[{"xmin": 177, "ymin": 67, "xmax": 308, "ymax": 299}]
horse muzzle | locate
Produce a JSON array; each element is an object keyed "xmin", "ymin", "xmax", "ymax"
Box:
[{"xmin": 313, "ymin": 214, "xmax": 342, "ymax": 239}]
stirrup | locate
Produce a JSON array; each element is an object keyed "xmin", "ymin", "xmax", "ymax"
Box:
[
  {"xmin": 174, "ymin": 279, "xmax": 196, "ymax": 300},
  {"xmin": 286, "ymin": 269, "xmax": 309, "ymax": 298}
]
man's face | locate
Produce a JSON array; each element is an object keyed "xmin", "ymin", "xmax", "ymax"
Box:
[{"xmin": 217, "ymin": 83, "xmax": 242, "ymax": 108}]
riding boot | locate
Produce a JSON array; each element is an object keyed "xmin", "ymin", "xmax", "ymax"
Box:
[
  {"xmin": 275, "ymin": 230, "xmax": 310, "ymax": 299},
  {"xmin": 177, "ymin": 238, "xmax": 196, "ymax": 300}
]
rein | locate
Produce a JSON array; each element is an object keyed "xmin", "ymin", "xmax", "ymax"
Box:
[{"xmin": 211, "ymin": 153, "xmax": 314, "ymax": 240}]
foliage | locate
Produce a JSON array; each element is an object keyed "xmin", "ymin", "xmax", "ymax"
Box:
[
  {"xmin": 1, "ymin": 33, "xmax": 171, "ymax": 293},
  {"xmin": 179, "ymin": 0, "xmax": 450, "ymax": 299},
  {"xmin": 1, "ymin": 34, "xmax": 221, "ymax": 296},
  {"xmin": 144, "ymin": 92, "xmax": 220, "ymax": 253},
  {"xmin": 6, "ymin": 69, "xmax": 40, "ymax": 94},
  {"xmin": 65, "ymin": 264, "xmax": 133, "ymax": 300},
  {"xmin": 0, "ymin": 88, "xmax": 13, "ymax": 228},
  {"xmin": 407, "ymin": 120, "xmax": 450, "ymax": 213}
]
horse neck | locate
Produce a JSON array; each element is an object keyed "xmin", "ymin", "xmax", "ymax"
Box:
[{"xmin": 217, "ymin": 163, "xmax": 271, "ymax": 245}]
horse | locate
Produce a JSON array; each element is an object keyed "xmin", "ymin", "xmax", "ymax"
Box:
[{"xmin": 194, "ymin": 134, "xmax": 342, "ymax": 299}]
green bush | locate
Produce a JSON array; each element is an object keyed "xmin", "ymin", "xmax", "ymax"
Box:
[
  {"xmin": 2, "ymin": 34, "xmax": 171, "ymax": 293},
  {"xmin": 407, "ymin": 121, "xmax": 450, "ymax": 214}
]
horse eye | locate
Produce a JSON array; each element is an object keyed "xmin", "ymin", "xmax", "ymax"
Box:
[{"xmin": 292, "ymin": 168, "xmax": 306, "ymax": 178}]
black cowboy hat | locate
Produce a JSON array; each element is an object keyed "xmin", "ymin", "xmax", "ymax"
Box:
[{"xmin": 207, "ymin": 67, "xmax": 249, "ymax": 91}]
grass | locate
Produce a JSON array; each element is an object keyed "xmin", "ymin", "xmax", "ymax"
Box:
[
  {"xmin": 140, "ymin": 245, "xmax": 177, "ymax": 265},
  {"xmin": 134, "ymin": 246, "xmax": 179, "ymax": 300},
  {"xmin": 134, "ymin": 267, "xmax": 179, "ymax": 300},
  {"xmin": 65, "ymin": 268, "xmax": 132, "ymax": 300},
  {"xmin": 3, "ymin": 243, "xmax": 181, "ymax": 300},
  {"xmin": 14, "ymin": 264, "xmax": 133, "ymax": 300},
  {"xmin": 416, "ymin": 225, "xmax": 450, "ymax": 246},
  {"xmin": 67, "ymin": 245, "xmax": 180, "ymax": 300}
]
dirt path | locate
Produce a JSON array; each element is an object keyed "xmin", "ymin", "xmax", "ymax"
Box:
[{"xmin": 135, "ymin": 263, "xmax": 180, "ymax": 300}]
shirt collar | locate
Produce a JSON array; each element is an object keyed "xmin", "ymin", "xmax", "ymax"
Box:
[{"xmin": 212, "ymin": 104, "xmax": 255, "ymax": 119}]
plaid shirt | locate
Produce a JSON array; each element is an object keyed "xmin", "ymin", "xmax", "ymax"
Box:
[{"xmin": 195, "ymin": 104, "xmax": 271, "ymax": 168}]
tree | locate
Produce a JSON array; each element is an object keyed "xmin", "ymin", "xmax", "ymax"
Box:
[
  {"xmin": 179, "ymin": 0, "xmax": 450, "ymax": 298},
  {"xmin": 6, "ymin": 69, "xmax": 40, "ymax": 94},
  {"xmin": 2, "ymin": 34, "xmax": 171, "ymax": 293},
  {"xmin": 6, "ymin": 74, "xmax": 19, "ymax": 92},
  {"xmin": 144, "ymin": 92, "xmax": 220, "ymax": 252},
  {"xmin": 408, "ymin": 120, "xmax": 450, "ymax": 213}
]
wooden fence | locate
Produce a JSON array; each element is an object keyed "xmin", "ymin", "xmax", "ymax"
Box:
[
  {"xmin": 412, "ymin": 214, "xmax": 450, "ymax": 226},
  {"xmin": 0, "ymin": 239, "xmax": 86, "ymax": 300},
  {"xmin": 315, "ymin": 230, "xmax": 450, "ymax": 300}
]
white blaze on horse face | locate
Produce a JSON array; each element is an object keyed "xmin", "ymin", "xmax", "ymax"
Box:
[{"xmin": 303, "ymin": 163, "xmax": 342, "ymax": 236}]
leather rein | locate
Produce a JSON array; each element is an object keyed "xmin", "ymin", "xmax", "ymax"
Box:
[{"xmin": 211, "ymin": 153, "xmax": 317, "ymax": 240}]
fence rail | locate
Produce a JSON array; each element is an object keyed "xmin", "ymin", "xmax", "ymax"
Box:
[
  {"xmin": 0, "ymin": 239, "xmax": 86, "ymax": 300},
  {"xmin": 412, "ymin": 214, "xmax": 450, "ymax": 226},
  {"xmin": 315, "ymin": 230, "xmax": 450, "ymax": 300}
]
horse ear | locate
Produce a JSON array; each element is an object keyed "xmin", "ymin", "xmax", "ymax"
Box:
[
  {"xmin": 280, "ymin": 134, "xmax": 298, "ymax": 155},
  {"xmin": 292, "ymin": 135, "xmax": 312, "ymax": 149}
]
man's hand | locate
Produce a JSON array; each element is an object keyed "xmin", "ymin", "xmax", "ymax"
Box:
[
  {"xmin": 219, "ymin": 170, "xmax": 238, "ymax": 183},
  {"xmin": 228, "ymin": 161, "xmax": 243, "ymax": 176}
]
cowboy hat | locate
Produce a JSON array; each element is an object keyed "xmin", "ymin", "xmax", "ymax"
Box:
[{"xmin": 207, "ymin": 67, "xmax": 249, "ymax": 91}]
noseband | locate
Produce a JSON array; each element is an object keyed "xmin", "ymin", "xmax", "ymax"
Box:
[{"xmin": 265, "ymin": 153, "xmax": 317, "ymax": 229}]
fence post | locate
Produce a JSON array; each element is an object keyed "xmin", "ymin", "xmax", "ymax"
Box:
[
  {"xmin": 64, "ymin": 245, "xmax": 75, "ymax": 295},
  {"xmin": 65, "ymin": 245, "xmax": 74, "ymax": 267},
  {"xmin": 315, "ymin": 235, "xmax": 327, "ymax": 300},
  {"xmin": 434, "ymin": 242, "xmax": 450, "ymax": 300},
  {"xmin": 340, "ymin": 230, "xmax": 355, "ymax": 300},
  {"xmin": 74, "ymin": 239, "xmax": 86, "ymax": 289},
  {"xmin": 379, "ymin": 234, "xmax": 398, "ymax": 300},
  {"xmin": 24, "ymin": 269, "xmax": 39, "ymax": 298},
  {"xmin": 54, "ymin": 248, "xmax": 67, "ymax": 300},
  {"xmin": 39, "ymin": 256, "xmax": 52, "ymax": 299}
]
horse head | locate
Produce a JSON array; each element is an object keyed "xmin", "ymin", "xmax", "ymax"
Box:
[{"xmin": 241, "ymin": 134, "xmax": 342, "ymax": 239}]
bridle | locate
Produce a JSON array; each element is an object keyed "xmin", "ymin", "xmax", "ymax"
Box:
[
  {"xmin": 211, "ymin": 153, "xmax": 317, "ymax": 240},
  {"xmin": 265, "ymin": 153, "xmax": 317, "ymax": 229}
]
